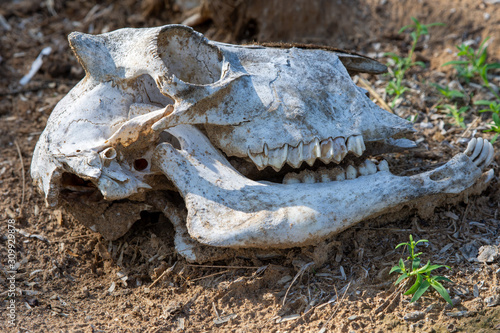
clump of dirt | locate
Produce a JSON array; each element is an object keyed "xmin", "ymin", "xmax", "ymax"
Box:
[{"xmin": 1, "ymin": 0, "xmax": 499, "ymax": 332}]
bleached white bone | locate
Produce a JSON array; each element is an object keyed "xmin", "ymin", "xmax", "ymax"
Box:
[
  {"xmin": 153, "ymin": 125, "xmax": 494, "ymax": 248},
  {"xmin": 30, "ymin": 24, "xmax": 496, "ymax": 260}
]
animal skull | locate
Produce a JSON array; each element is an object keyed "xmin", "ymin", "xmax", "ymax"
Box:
[{"xmin": 32, "ymin": 25, "xmax": 495, "ymax": 262}]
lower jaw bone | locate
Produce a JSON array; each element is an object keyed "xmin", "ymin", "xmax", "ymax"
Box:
[{"xmin": 153, "ymin": 125, "xmax": 493, "ymax": 249}]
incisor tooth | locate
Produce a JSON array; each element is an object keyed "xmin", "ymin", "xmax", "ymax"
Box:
[
  {"xmin": 287, "ymin": 142, "xmax": 304, "ymax": 168},
  {"xmin": 268, "ymin": 144, "xmax": 288, "ymax": 172},
  {"xmin": 464, "ymin": 137, "xmax": 477, "ymax": 156},
  {"xmin": 347, "ymin": 135, "xmax": 365, "ymax": 157},
  {"xmin": 345, "ymin": 165, "xmax": 357, "ymax": 179},
  {"xmin": 470, "ymin": 137, "xmax": 484, "ymax": 160},
  {"xmin": 332, "ymin": 137, "xmax": 347, "ymax": 163}
]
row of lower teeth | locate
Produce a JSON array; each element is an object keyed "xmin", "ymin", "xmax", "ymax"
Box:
[
  {"xmin": 282, "ymin": 159, "xmax": 389, "ymax": 184},
  {"xmin": 248, "ymin": 134, "xmax": 366, "ymax": 171}
]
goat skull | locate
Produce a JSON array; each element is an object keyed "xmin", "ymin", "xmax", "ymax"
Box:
[{"xmin": 32, "ymin": 25, "xmax": 495, "ymax": 262}]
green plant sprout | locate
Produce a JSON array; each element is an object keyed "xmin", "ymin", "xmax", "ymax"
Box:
[
  {"xmin": 475, "ymin": 100, "xmax": 500, "ymax": 142},
  {"xmin": 440, "ymin": 104, "xmax": 469, "ymax": 129},
  {"xmin": 431, "ymin": 83, "xmax": 465, "ymax": 100},
  {"xmin": 443, "ymin": 37, "xmax": 500, "ymax": 92},
  {"xmin": 385, "ymin": 18, "xmax": 444, "ymax": 108},
  {"xmin": 443, "ymin": 37, "xmax": 500, "ymax": 143},
  {"xmin": 390, "ymin": 235, "xmax": 453, "ymax": 305}
]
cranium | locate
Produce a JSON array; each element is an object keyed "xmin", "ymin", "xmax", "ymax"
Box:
[{"xmin": 32, "ymin": 25, "xmax": 495, "ymax": 262}]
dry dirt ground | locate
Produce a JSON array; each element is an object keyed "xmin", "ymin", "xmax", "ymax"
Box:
[{"xmin": 1, "ymin": 0, "xmax": 500, "ymax": 332}]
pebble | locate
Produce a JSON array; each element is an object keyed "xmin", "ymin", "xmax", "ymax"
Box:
[
  {"xmin": 460, "ymin": 242, "xmax": 479, "ymax": 262},
  {"xmin": 484, "ymin": 295, "xmax": 500, "ymax": 307},
  {"xmin": 404, "ymin": 311, "xmax": 425, "ymax": 321},
  {"xmin": 419, "ymin": 122, "xmax": 434, "ymax": 129},
  {"xmin": 446, "ymin": 310, "xmax": 469, "ymax": 318},
  {"xmin": 477, "ymin": 245, "xmax": 499, "ymax": 263}
]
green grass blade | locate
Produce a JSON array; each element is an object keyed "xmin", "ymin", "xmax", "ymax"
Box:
[
  {"xmin": 418, "ymin": 264, "xmax": 446, "ymax": 274},
  {"xmin": 442, "ymin": 60, "xmax": 469, "ymax": 66},
  {"xmin": 430, "ymin": 280, "xmax": 453, "ymax": 305},
  {"xmin": 395, "ymin": 273, "xmax": 409, "ymax": 285},
  {"xmin": 404, "ymin": 273, "xmax": 423, "ymax": 295},
  {"xmin": 474, "ymin": 100, "xmax": 495, "ymax": 106},
  {"xmin": 433, "ymin": 276, "xmax": 453, "ymax": 283},
  {"xmin": 390, "ymin": 266, "xmax": 403, "ymax": 274},
  {"xmin": 410, "ymin": 280, "xmax": 430, "ymax": 303},
  {"xmin": 412, "ymin": 257, "xmax": 421, "ymax": 271},
  {"xmin": 395, "ymin": 242, "xmax": 409, "ymax": 250}
]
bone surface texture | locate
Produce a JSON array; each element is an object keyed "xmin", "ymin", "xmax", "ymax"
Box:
[{"xmin": 31, "ymin": 25, "xmax": 495, "ymax": 262}]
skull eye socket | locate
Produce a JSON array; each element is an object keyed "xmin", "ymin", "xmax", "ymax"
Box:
[
  {"xmin": 156, "ymin": 27, "xmax": 223, "ymax": 85},
  {"xmin": 134, "ymin": 158, "xmax": 149, "ymax": 171}
]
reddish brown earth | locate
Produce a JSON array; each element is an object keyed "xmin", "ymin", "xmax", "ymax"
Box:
[{"xmin": 1, "ymin": 0, "xmax": 500, "ymax": 332}]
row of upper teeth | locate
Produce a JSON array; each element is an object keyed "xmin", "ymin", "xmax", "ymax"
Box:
[
  {"xmin": 247, "ymin": 135, "xmax": 366, "ymax": 171},
  {"xmin": 282, "ymin": 159, "xmax": 389, "ymax": 184}
]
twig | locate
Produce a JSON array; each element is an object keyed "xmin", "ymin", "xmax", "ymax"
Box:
[
  {"xmin": 358, "ymin": 77, "xmax": 394, "ymax": 113},
  {"xmin": 189, "ymin": 269, "xmax": 231, "ymax": 282},
  {"xmin": 149, "ymin": 262, "xmax": 177, "ymax": 288},
  {"xmin": 14, "ymin": 140, "xmax": 25, "ymax": 208},
  {"xmin": 318, "ymin": 280, "xmax": 352, "ymax": 332},
  {"xmin": 461, "ymin": 116, "xmax": 481, "ymax": 138},
  {"xmin": 186, "ymin": 264, "xmax": 260, "ymax": 269},
  {"xmin": 282, "ymin": 262, "xmax": 314, "ymax": 306}
]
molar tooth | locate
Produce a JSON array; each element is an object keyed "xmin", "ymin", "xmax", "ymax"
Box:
[
  {"xmin": 283, "ymin": 173, "xmax": 301, "ymax": 185},
  {"xmin": 332, "ymin": 137, "xmax": 347, "ymax": 163},
  {"xmin": 319, "ymin": 172, "xmax": 332, "ymax": 183},
  {"xmin": 304, "ymin": 138, "xmax": 321, "ymax": 167},
  {"xmin": 377, "ymin": 160, "xmax": 389, "ymax": 172},
  {"xmin": 268, "ymin": 144, "xmax": 288, "ymax": 172},
  {"xmin": 357, "ymin": 162, "xmax": 369, "ymax": 176},
  {"xmin": 345, "ymin": 165, "xmax": 357, "ymax": 180},
  {"xmin": 364, "ymin": 160, "xmax": 377, "ymax": 175},
  {"xmin": 347, "ymin": 135, "xmax": 365, "ymax": 157},
  {"xmin": 287, "ymin": 142, "xmax": 304, "ymax": 168},
  {"xmin": 301, "ymin": 173, "xmax": 316, "ymax": 184},
  {"xmin": 319, "ymin": 138, "xmax": 334, "ymax": 164},
  {"xmin": 248, "ymin": 149, "xmax": 265, "ymax": 170},
  {"xmin": 329, "ymin": 167, "xmax": 345, "ymax": 181}
]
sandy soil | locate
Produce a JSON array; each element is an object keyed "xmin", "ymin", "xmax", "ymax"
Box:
[{"xmin": 1, "ymin": 0, "xmax": 500, "ymax": 332}]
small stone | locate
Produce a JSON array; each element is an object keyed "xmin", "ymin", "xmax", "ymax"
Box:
[
  {"xmin": 404, "ymin": 311, "xmax": 425, "ymax": 321},
  {"xmin": 484, "ymin": 295, "xmax": 500, "ymax": 307},
  {"xmin": 460, "ymin": 242, "xmax": 479, "ymax": 262},
  {"xmin": 348, "ymin": 315, "xmax": 358, "ymax": 321},
  {"xmin": 445, "ymin": 296, "xmax": 462, "ymax": 309},
  {"xmin": 446, "ymin": 310, "xmax": 468, "ymax": 317},
  {"xmin": 477, "ymin": 245, "xmax": 499, "ymax": 263}
]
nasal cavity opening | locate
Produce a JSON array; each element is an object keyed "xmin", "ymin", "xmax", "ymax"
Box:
[
  {"xmin": 156, "ymin": 27, "xmax": 223, "ymax": 85},
  {"xmin": 134, "ymin": 158, "xmax": 149, "ymax": 171}
]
